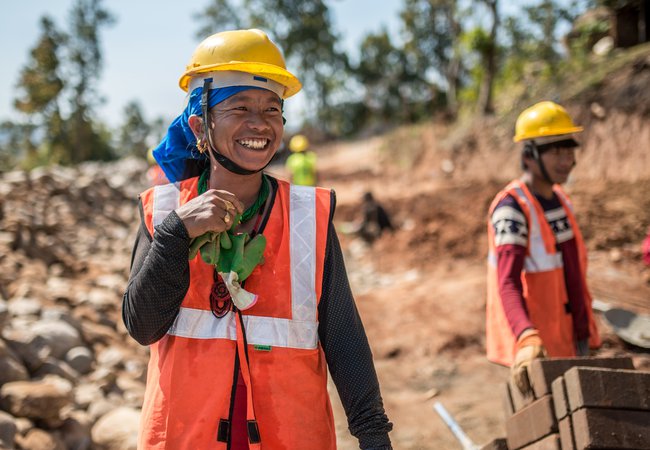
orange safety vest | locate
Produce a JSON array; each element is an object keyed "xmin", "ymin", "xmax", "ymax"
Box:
[
  {"xmin": 486, "ymin": 179, "xmax": 601, "ymax": 367},
  {"xmin": 146, "ymin": 165, "xmax": 168, "ymax": 186},
  {"xmin": 138, "ymin": 176, "xmax": 336, "ymax": 449}
]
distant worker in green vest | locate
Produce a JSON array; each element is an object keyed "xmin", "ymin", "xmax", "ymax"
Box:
[{"xmin": 285, "ymin": 134, "xmax": 317, "ymax": 186}]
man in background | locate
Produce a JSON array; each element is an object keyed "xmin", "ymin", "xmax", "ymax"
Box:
[
  {"xmin": 485, "ymin": 101, "xmax": 601, "ymax": 394},
  {"xmin": 285, "ymin": 134, "xmax": 317, "ymax": 186}
]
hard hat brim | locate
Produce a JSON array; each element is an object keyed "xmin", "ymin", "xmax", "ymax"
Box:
[
  {"xmin": 513, "ymin": 126, "xmax": 584, "ymax": 143},
  {"xmin": 179, "ymin": 62, "xmax": 302, "ymax": 98}
]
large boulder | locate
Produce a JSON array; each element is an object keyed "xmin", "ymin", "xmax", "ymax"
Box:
[
  {"xmin": 0, "ymin": 339, "xmax": 29, "ymax": 385},
  {"xmin": 15, "ymin": 428, "xmax": 66, "ymax": 450},
  {"xmin": 0, "ymin": 377, "xmax": 73, "ymax": 424},
  {"xmin": 29, "ymin": 320, "xmax": 83, "ymax": 359},
  {"xmin": 56, "ymin": 413, "xmax": 92, "ymax": 450},
  {"xmin": 91, "ymin": 407, "xmax": 140, "ymax": 450},
  {"xmin": 0, "ymin": 411, "xmax": 17, "ymax": 450}
]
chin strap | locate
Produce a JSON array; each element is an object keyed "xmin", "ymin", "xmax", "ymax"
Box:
[
  {"xmin": 201, "ymin": 79, "xmax": 271, "ymax": 176},
  {"xmin": 527, "ymin": 140, "xmax": 553, "ymax": 185}
]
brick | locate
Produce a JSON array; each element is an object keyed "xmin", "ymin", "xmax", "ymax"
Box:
[
  {"xmin": 572, "ymin": 407, "xmax": 650, "ymax": 449},
  {"xmin": 506, "ymin": 395, "xmax": 557, "ymax": 450},
  {"xmin": 550, "ymin": 376, "xmax": 569, "ymax": 420},
  {"xmin": 528, "ymin": 357, "xmax": 635, "ymax": 398},
  {"xmin": 520, "ymin": 434, "xmax": 561, "ymax": 450},
  {"xmin": 564, "ymin": 367, "xmax": 650, "ymax": 413},
  {"xmin": 558, "ymin": 416, "xmax": 576, "ymax": 450},
  {"xmin": 503, "ymin": 382, "xmax": 515, "ymax": 419},
  {"xmin": 507, "ymin": 378, "xmax": 536, "ymax": 413},
  {"xmin": 480, "ymin": 437, "xmax": 508, "ymax": 450}
]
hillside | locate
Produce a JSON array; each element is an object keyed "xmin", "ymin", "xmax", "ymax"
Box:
[{"xmin": 299, "ymin": 45, "xmax": 650, "ymax": 449}]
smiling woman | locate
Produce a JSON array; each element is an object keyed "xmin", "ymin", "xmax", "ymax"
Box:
[
  {"xmin": 188, "ymin": 89, "xmax": 284, "ymax": 174},
  {"xmin": 122, "ymin": 28, "xmax": 393, "ymax": 450}
]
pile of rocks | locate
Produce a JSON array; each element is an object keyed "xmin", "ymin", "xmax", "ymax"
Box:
[{"xmin": 0, "ymin": 158, "xmax": 151, "ymax": 450}]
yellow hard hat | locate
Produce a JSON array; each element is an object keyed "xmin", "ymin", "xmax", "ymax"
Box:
[
  {"xmin": 289, "ymin": 134, "xmax": 309, "ymax": 152},
  {"xmin": 513, "ymin": 101, "xmax": 583, "ymax": 143},
  {"xmin": 179, "ymin": 29, "xmax": 302, "ymax": 98}
]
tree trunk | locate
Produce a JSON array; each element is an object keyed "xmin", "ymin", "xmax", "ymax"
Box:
[
  {"xmin": 478, "ymin": 0, "xmax": 499, "ymax": 115},
  {"xmin": 444, "ymin": 3, "xmax": 461, "ymax": 117}
]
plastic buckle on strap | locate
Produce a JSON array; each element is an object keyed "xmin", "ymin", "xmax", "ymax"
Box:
[
  {"xmin": 217, "ymin": 418, "xmax": 230, "ymax": 443},
  {"xmin": 247, "ymin": 420, "xmax": 261, "ymax": 444}
]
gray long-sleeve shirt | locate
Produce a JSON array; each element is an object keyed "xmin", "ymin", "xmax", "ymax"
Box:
[{"xmin": 122, "ymin": 179, "xmax": 392, "ymax": 449}]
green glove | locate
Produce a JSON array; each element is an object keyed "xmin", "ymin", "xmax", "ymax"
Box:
[
  {"xmin": 239, "ymin": 234, "xmax": 266, "ymax": 280},
  {"xmin": 188, "ymin": 232, "xmax": 214, "ymax": 260},
  {"xmin": 200, "ymin": 233, "xmax": 221, "ymax": 265},
  {"xmin": 188, "ymin": 213, "xmax": 266, "ymax": 284},
  {"xmin": 219, "ymin": 233, "xmax": 246, "ymax": 275}
]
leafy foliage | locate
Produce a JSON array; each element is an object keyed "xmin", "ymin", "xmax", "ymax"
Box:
[
  {"xmin": 3, "ymin": 0, "xmax": 635, "ymax": 166},
  {"xmin": 117, "ymin": 101, "xmax": 152, "ymax": 158},
  {"xmin": 3, "ymin": 0, "xmax": 118, "ymax": 170},
  {"xmin": 193, "ymin": 0, "xmax": 349, "ymax": 136}
]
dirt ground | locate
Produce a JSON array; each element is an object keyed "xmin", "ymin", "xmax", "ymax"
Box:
[{"xmin": 269, "ymin": 125, "xmax": 650, "ymax": 449}]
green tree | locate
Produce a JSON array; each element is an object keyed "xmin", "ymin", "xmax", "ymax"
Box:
[
  {"xmin": 400, "ymin": 0, "xmax": 463, "ymax": 116},
  {"xmin": 117, "ymin": 101, "xmax": 152, "ymax": 157},
  {"xmin": 521, "ymin": 0, "xmax": 579, "ymax": 78},
  {"xmin": 14, "ymin": 17, "xmax": 66, "ymax": 117},
  {"xmin": 0, "ymin": 122, "xmax": 38, "ymax": 171},
  {"xmin": 65, "ymin": 0, "xmax": 115, "ymax": 163},
  {"xmin": 476, "ymin": 0, "xmax": 499, "ymax": 115},
  {"xmin": 193, "ymin": 0, "xmax": 350, "ymax": 136},
  {"xmin": 12, "ymin": 16, "xmax": 67, "ymax": 166},
  {"xmin": 354, "ymin": 29, "xmax": 429, "ymax": 127}
]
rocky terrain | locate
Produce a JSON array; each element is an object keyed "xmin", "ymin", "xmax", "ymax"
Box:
[{"xmin": 0, "ymin": 159, "xmax": 149, "ymax": 450}]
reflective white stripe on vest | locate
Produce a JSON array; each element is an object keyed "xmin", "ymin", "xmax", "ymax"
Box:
[
  {"xmin": 289, "ymin": 185, "xmax": 317, "ymax": 322},
  {"xmin": 513, "ymin": 186, "xmax": 563, "ymax": 272},
  {"xmin": 152, "ymin": 183, "xmax": 181, "ymax": 231},
  {"xmin": 487, "ymin": 250, "xmax": 497, "ymax": 267},
  {"xmin": 167, "ymin": 309, "xmax": 319, "ymax": 349},
  {"xmin": 151, "ymin": 182, "xmax": 319, "ymax": 349}
]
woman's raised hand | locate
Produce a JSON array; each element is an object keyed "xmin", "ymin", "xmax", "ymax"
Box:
[{"xmin": 175, "ymin": 190, "xmax": 244, "ymax": 238}]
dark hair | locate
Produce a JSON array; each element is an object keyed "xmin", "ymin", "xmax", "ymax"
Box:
[
  {"xmin": 520, "ymin": 138, "xmax": 578, "ymax": 170},
  {"xmin": 182, "ymin": 158, "xmax": 209, "ymax": 180},
  {"xmin": 521, "ymin": 143, "xmax": 535, "ymax": 170}
]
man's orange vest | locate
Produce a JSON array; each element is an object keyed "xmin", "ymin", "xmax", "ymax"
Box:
[
  {"xmin": 138, "ymin": 177, "xmax": 336, "ymax": 449},
  {"xmin": 486, "ymin": 180, "xmax": 600, "ymax": 367}
]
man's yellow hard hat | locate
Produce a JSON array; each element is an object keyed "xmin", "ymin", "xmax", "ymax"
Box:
[
  {"xmin": 179, "ymin": 29, "xmax": 302, "ymax": 99},
  {"xmin": 289, "ymin": 135, "xmax": 309, "ymax": 152},
  {"xmin": 513, "ymin": 101, "xmax": 583, "ymax": 143}
]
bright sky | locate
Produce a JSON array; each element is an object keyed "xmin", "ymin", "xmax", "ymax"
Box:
[{"xmin": 0, "ymin": 0, "xmax": 403, "ymax": 131}]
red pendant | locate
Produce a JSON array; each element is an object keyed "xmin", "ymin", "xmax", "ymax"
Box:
[{"xmin": 210, "ymin": 270, "xmax": 232, "ymax": 318}]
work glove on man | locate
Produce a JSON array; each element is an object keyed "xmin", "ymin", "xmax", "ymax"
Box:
[{"xmin": 511, "ymin": 328, "xmax": 546, "ymax": 395}]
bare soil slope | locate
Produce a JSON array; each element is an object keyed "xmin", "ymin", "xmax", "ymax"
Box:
[{"xmin": 276, "ymin": 49, "xmax": 650, "ymax": 449}]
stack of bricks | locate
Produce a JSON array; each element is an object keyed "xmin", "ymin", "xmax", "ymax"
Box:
[{"xmin": 481, "ymin": 357, "xmax": 650, "ymax": 450}]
